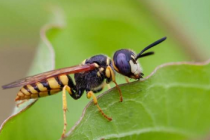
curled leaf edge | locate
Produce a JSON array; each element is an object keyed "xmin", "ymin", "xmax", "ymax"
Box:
[{"xmin": 0, "ymin": 21, "xmax": 64, "ymax": 134}]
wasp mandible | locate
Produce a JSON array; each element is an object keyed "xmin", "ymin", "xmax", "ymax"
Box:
[{"xmin": 2, "ymin": 37, "xmax": 166, "ymax": 138}]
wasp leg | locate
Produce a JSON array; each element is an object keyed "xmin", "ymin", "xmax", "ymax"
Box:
[
  {"xmin": 125, "ymin": 77, "xmax": 130, "ymax": 83},
  {"xmin": 105, "ymin": 66, "xmax": 123, "ymax": 102},
  {"xmin": 87, "ymin": 91, "xmax": 112, "ymax": 121},
  {"xmin": 107, "ymin": 84, "xmax": 111, "ymax": 89},
  {"xmin": 61, "ymin": 85, "xmax": 72, "ymax": 138}
]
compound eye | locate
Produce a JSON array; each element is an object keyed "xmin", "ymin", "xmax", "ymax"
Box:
[{"xmin": 114, "ymin": 53, "xmax": 131, "ymax": 76}]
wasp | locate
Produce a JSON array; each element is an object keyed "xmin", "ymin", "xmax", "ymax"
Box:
[{"xmin": 2, "ymin": 37, "xmax": 166, "ymax": 138}]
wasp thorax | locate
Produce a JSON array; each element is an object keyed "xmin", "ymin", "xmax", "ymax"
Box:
[{"xmin": 113, "ymin": 49, "xmax": 142, "ymax": 79}]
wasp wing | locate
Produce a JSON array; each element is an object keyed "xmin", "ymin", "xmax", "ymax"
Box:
[{"xmin": 2, "ymin": 64, "xmax": 96, "ymax": 89}]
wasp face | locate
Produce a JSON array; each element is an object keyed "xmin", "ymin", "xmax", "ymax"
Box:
[{"xmin": 113, "ymin": 49, "xmax": 142, "ymax": 79}]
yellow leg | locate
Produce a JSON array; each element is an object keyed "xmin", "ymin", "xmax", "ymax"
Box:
[
  {"xmin": 106, "ymin": 66, "xmax": 123, "ymax": 102},
  {"xmin": 87, "ymin": 91, "xmax": 112, "ymax": 121},
  {"xmin": 107, "ymin": 84, "xmax": 111, "ymax": 89},
  {"xmin": 125, "ymin": 77, "xmax": 130, "ymax": 83},
  {"xmin": 61, "ymin": 85, "xmax": 72, "ymax": 138}
]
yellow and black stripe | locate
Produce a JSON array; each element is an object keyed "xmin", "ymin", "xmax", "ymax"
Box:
[{"xmin": 15, "ymin": 75, "xmax": 71, "ymax": 101}]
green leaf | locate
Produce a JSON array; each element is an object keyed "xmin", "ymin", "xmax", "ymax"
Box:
[{"xmin": 66, "ymin": 60, "xmax": 210, "ymax": 140}]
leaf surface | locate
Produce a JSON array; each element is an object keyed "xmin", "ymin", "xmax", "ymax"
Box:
[{"xmin": 66, "ymin": 60, "xmax": 210, "ymax": 140}]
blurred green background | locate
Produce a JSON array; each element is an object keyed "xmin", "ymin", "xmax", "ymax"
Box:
[{"xmin": 0, "ymin": 0, "xmax": 209, "ymax": 139}]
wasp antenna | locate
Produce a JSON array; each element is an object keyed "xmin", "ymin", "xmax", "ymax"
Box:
[
  {"xmin": 135, "ymin": 37, "xmax": 167, "ymax": 60},
  {"xmin": 137, "ymin": 51, "xmax": 154, "ymax": 58}
]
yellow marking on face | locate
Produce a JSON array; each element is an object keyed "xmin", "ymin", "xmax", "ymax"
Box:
[
  {"xmin": 112, "ymin": 60, "xmax": 119, "ymax": 72},
  {"xmin": 47, "ymin": 77, "xmax": 61, "ymax": 89},
  {"xmin": 129, "ymin": 60, "xmax": 141, "ymax": 75},
  {"xmin": 18, "ymin": 91, "xmax": 24, "ymax": 97},
  {"xmin": 36, "ymin": 82, "xmax": 48, "ymax": 91},
  {"xmin": 27, "ymin": 85, "xmax": 38, "ymax": 94},
  {"xmin": 39, "ymin": 92, "xmax": 48, "ymax": 97},
  {"xmin": 59, "ymin": 75, "xmax": 69, "ymax": 85},
  {"xmin": 105, "ymin": 68, "xmax": 111, "ymax": 78},
  {"xmin": 31, "ymin": 93, "xmax": 38, "ymax": 99},
  {"xmin": 21, "ymin": 87, "xmax": 30, "ymax": 95},
  {"xmin": 131, "ymin": 55, "xmax": 135, "ymax": 60}
]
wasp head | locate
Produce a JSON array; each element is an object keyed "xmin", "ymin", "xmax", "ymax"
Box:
[
  {"xmin": 113, "ymin": 49, "xmax": 142, "ymax": 79},
  {"xmin": 112, "ymin": 37, "xmax": 167, "ymax": 79}
]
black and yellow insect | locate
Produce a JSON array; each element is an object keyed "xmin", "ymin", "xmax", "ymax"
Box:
[{"xmin": 2, "ymin": 37, "xmax": 166, "ymax": 138}]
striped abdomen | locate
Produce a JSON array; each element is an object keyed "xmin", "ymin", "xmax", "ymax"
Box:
[{"xmin": 15, "ymin": 75, "xmax": 70, "ymax": 101}]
